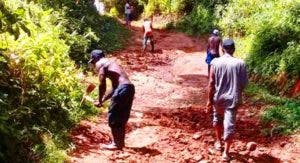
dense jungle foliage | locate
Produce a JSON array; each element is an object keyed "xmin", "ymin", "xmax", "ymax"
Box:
[{"xmin": 0, "ymin": 0, "xmax": 127, "ymax": 162}]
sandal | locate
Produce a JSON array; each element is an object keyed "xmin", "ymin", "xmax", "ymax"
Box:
[
  {"xmin": 214, "ymin": 141, "xmax": 222, "ymax": 151},
  {"xmin": 222, "ymin": 153, "xmax": 230, "ymax": 162}
]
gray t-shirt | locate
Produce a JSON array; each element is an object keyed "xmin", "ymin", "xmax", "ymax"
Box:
[{"xmin": 211, "ymin": 54, "xmax": 248, "ymax": 109}]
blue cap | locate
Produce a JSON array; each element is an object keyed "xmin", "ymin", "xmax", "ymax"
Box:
[{"xmin": 88, "ymin": 49, "xmax": 105, "ymax": 64}]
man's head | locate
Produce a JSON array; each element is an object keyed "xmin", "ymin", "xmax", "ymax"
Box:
[
  {"xmin": 88, "ymin": 49, "xmax": 105, "ymax": 64},
  {"xmin": 212, "ymin": 29, "xmax": 219, "ymax": 36},
  {"xmin": 222, "ymin": 39, "xmax": 235, "ymax": 55}
]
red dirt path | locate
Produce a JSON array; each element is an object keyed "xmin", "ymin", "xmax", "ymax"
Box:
[{"xmin": 69, "ymin": 23, "xmax": 300, "ymax": 163}]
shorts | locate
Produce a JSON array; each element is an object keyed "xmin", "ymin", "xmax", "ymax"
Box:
[
  {"xmin": 205, "ymin": 51, "xmax": 218, "ymax": 65},
  {"xmin": 213, "ymin": 106, "xmax": 237, "ymax": 141},
  {"xmin": 125, "ymin": 13, "xmax": 131, "ymax": 22}
]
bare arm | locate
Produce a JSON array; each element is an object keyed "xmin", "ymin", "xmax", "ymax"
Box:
[
  {"xmin": 94, "ymin": 65, "xmax": 106, "ymax": 107},
  {"xmin": 102, "ymin": 88, "xmax": 114, "ymax": 102},
  {"xmin": 142, "ymin": 25, "xmax": 145, "ymax": 33},
  {"xmin": 207, "ymin": 38, "xmax": 211, "ymax": 51},
  {"xmin": 240, "ymin": 63, "xmax": 248, "ymax": 90},
  {"xmin": 150, "ymin": 22, "xmax": 153, "ymax": 30},
  {"xmin": 207, "ymin": 66, "xmax": 215, "ymax": 112},
  {"xmin": 98, "ymin": 71, "xmax": 106, "ymax": 103}
]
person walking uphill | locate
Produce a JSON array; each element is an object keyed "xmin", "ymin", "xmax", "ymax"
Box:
[
  {"xmin": 88, "ymin": 50, "xmax": 135, "ymax": 150},
  {"xmin": 206, "ymin": 29, "xmax": 221, "ymax": 76},
  {"xmin": 142, "ymin": 17, "xmax": 154, "ymax": 53},
  {"xmin": 206, "ymin": 39, "xmax": 248, "ymax": 161},
  {"xmin": 124, "ymin": 0, "xmax": 132, "ymax": 26}
]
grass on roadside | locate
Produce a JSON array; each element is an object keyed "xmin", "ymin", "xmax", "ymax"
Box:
[{"xmin": 245, "ymin": 83, "xmax": 300, "ymax": 135}]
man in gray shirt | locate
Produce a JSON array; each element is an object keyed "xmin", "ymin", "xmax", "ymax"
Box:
[{"xmin": 207, "ymin": 39, "xmax": 248, "ymax": 161}]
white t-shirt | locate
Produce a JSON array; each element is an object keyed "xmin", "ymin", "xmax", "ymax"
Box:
[
  {"xmin": 143, "ymin": 21, "xmax": 152, "ymax": 34},
  {"xmin": 125, "ymin": 3, "xmax": 131, "ymax": 14}
]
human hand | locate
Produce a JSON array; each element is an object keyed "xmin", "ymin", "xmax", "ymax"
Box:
[
  {"xmin": 93, "ymin": 100, "xmax": 103, "ymax": 107},
  {"xmin": 206, "ymin": 101, "xmax": 213, "ymax": 114}
]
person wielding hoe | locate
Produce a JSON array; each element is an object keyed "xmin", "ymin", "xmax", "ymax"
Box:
[
  {"xmin": 206, "ymin": 39, "xmax": 248, "ymax": 161},
  {"xmin": 206, "ymin": 29, "xmax": 222, "ymax": 76},
  {"xmin": 88, "ymin": 49, "xmax": 135, "ymax": 150},
  {"xmin": 142, "ymin": 17, "xmax": 154, "ymax": 53}
]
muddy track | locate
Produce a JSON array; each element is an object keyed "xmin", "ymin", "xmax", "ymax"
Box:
[{"xmin": 69, "ymin": 24, "xmax": 300, "ymax": 163}]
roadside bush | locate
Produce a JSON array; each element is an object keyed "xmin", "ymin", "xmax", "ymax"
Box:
[
  {"xmin": 37, "ymin": 0, "xmax": 130, "ymax": 66},
  {"xmin": 103, "ymin": 0, "xmax": 144, "ymax": 20},
  {"xmin": 246, "ymin": 83, "xmax": 300, "ymax": 135},
  {"xmin": 262, "ymin": 102, "xmax": 300, "ymax": 135},
  {"xmin": 176, "ymin": 4, "xmax": 215, "ymax": 35},
  {"xmin": 0, "ymin": 0, "xmax": 97, "ymax": 161},
  {"xmin": 219, "ymin": 0, "xmax": 300, "ymax": 95},
  {"xmin": 173, "ymin": 0, "xmax": 227, "ymax": 35}
]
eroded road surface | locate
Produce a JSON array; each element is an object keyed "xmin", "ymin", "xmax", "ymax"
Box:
[{"xmin": 69, "ymin": 23, "xmax": 300, "ymax": 163}]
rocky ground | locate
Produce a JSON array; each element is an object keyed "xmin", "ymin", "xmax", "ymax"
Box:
[{"xmin": 69, "ymin": 22, "xmax": 300, "ymax": 163}]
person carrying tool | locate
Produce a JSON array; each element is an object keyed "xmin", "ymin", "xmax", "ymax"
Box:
[{"xmin": 88, "ymin": 49, "xmax": 135, "ymax": 150}]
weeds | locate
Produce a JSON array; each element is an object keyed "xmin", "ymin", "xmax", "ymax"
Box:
[{"xmin": 245, "ymin": 83, "xmax": 300, "ymax": 135}]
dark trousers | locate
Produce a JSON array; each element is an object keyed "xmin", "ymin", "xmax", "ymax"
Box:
[{"xmin": 108, "ymin": 84, "xmax": 135, "ymax": 147}]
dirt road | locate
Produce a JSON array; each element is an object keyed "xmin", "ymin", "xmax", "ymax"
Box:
[{"xmin": 69, "ymin": 24, "xmax": 300, "ymax": 163}]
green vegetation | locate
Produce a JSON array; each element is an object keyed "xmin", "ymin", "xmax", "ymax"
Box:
[
  {"xmin": 0, "ymin": 0, "xmax": 299, "ymax": 161},
  {"xmin": 140, "ymin": 0, "xmax": 226, "ymax": 35},
  {"xmin": 0, "ymin": 0, "xmax": 128, "ymax": 162},
  {"xmin": 246, "ymin": 84, "xmax": 300, "ymax": 135},
  {"xmin": 103, "ymin": 0, "xmax": 144, "ymax": 20},
  {"xmin": 219, "ymin": 0, "xmax": 299, "ymax": 134},
  {"xmin": 219, "ymin": 0, "xmax": 300, "ymax": 95},
  {"xmin": 36, "ymin": 0, "xmax": 130, "ymax": 66}
]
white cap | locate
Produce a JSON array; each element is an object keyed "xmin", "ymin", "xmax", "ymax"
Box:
[{"xmin": 213, "ymin": 29, "xmax": 219, "ymax": 35}]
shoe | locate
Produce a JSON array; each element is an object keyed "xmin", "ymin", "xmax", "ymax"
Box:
[
  {"xmin": 102, "ymin": 142, "xmax": 123, "ymax": 150},
  {"xmin": 222, "ymin": 153, "xmax": 230, "ymax": 162},
  {"xmin": 214, "ymin": 141, "xmax": 222, "ymax": 151}
]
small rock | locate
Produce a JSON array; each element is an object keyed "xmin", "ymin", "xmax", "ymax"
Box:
[
  {"xmin": 204, "ymin": 130, "xmax": 213, "ymax": 136},
  {"xmin": 174, "ymin": 131, "xmax": 182, "ymax": 139},
  {"xmin": 193, "ymin": 155, "xmax": 203, "ymax": 161},
  {"xmin": 258, "ymin": 147, "xmax": 267, "ymax": 152},
  {"xmin": 246, "ymin": 142, "xmax": 257, "ymax": 151},
  {"xmin": 208, "ymin": 148, "xmax": 215, "ymax": 155},
  {"xmin": 184, "ymin": 156, "xmax": 191, "ymax": 162},
  {"xmin": 134, "ymin": 112, "xmax": 143, "ymax": 118},
  {"xmin": 204, "ymin": 136, "xmax": 214, "ymax": 143},
  {"xmin": 193, "ymin": 133, "xmax": 202, "ymax": 140},
  {"xmin": 248, "ymin": 158, "xmax": 254, "ymax": 163},
  {"xmin": 198, "ymin": 160, "xmax": 208, "ymax": 163},
  {"xmin": 116, "ymin": 153, "xmax": 130, "ymax": 159},
  {"xmin": 178, "ymin": 138, "xmax": 188, "ymax": 144},
  {"xmin": 239, "ymin": 150, "xmax": 250, "ymax": 156},
  {"xmin": 280, "ymin": 142, "xmax": 287, "ymax": 147}
]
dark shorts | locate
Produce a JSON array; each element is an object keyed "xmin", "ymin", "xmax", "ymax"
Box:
[
  {"xmin": 205, "ymin": 51, "xmax": 219, "ymax": 65},
  {"xmin": 125, "ymin": 13, "xmax": 131, "ymax": 22},
  {"xmin": 108, "ymin": 84, "xmax": 135, "ymax": 128}
]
